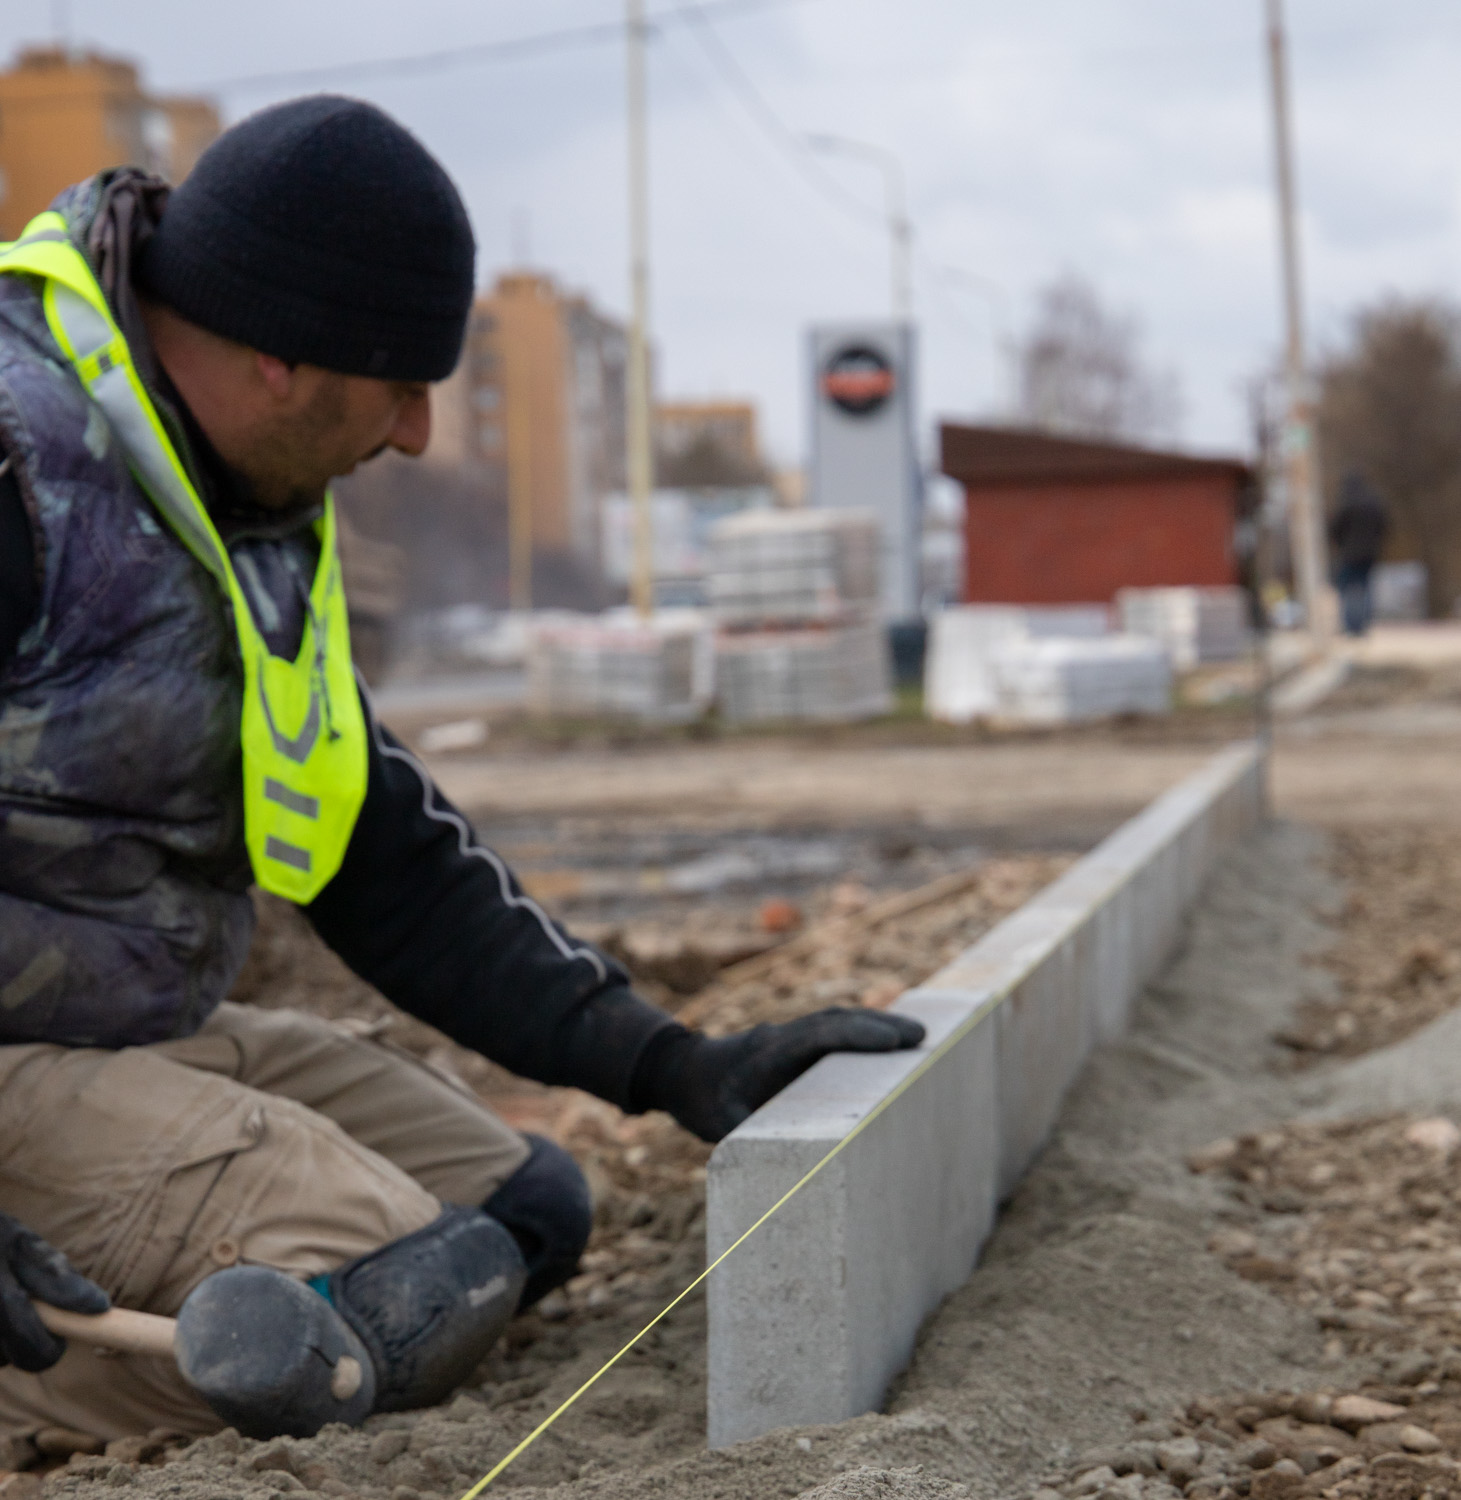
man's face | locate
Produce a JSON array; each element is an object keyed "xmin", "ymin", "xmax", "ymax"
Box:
[
  {"xmin": 241, "ymin": 365, "xmax": 432, "ymax": 513},
  {"xmin": 137, "ymin": 298, "xmax": 437, "ymax": 514}
]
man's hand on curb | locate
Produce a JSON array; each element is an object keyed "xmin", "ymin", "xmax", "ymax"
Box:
[{"xmin": 636, "ymin": 1008, "xmax": 927, "ymax": 1143}]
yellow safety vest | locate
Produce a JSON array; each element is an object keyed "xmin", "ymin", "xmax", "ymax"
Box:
[{"xmin": 0, "ymin": 211, "xmax": 368, "ymax": 903}]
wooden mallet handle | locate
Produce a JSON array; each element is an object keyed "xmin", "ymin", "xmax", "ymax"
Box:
[
  {"xmin": 35, "ymin": 1295, "xmax": 363, "ymax": 1402},
  {"xmin": 35, "ymin": 1302, "xmax": 177, "ymax": 1359}
]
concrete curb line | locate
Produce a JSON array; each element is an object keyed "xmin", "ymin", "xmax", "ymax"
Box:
[
  {"xmin": 705, "ymin": 740, "xmax": 1267, "ymax": 1447},
  {"xmin": 1272, "ymin": 653, "xmax": 1350, "ymax": 716}
]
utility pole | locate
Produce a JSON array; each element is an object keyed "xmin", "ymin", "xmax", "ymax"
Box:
[
  {"xmin": 505, "ymin": 325, "xmax": 534, "ymax": 613},
  {"xmin": 625, "ymin": 0, "xmax": 655, "ymax": 619},
  {"xmin": 1264, "ymin": 0, "xmax": 1330, "ymax": 644},
  {"xmin": 806, "ymin": 134, "xmax": 912, "ymax": 322}
]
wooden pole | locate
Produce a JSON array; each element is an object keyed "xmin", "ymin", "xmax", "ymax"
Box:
[
  {"xmin": 626, "ymin": 0, "xmax": 655, "ymax": 619},
  {"xmin": 1265, "ymin": 0, "xmax": 1330, "ymax": 644}
]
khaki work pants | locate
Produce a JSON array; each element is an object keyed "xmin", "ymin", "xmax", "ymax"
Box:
[{"xmin": 0, "ymin": 1002, "xmax": 530, "ymax": 1441}]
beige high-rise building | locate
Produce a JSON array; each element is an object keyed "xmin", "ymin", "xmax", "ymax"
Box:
[
  {"xmin": 427, "ymin": 271, "xmax": 627, "ymax": 568},
  {"xmin": 0, "ymin": 46, "xmax": 219, "ymax": 240}
]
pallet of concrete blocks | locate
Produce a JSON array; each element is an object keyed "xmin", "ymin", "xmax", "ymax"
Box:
[
  {"xmin": 1116, "ymin": 586, "xmax": 1249, "ymax": 670},
  {"xmin": 716, "ymin": 620, "xmax": 892, "ymax": 725},
  {"xmin": 925, "ymin": 604, "xmax": 1111, "ymax": 723},
  {"xmin": 527, "ymin": 610, "xmax": 714, "ymax": 722},
  {"xmin": 989, "ymin": 635, "xmax": 1172, "ymax": 725},
  {"xmin": 707, "ymin": 509, "xmax": 881, "ymax": 627}
]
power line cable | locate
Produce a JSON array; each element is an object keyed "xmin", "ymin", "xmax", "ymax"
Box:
[
  {"xmin": 203, "ymin": 0, "xmax": 802, "ymax": 94},
  {"xmin": 676, "ymin": 6, "xmax": 1013, "ymax": 332},
  {"xmin": 674, "ymin": 0, "xmax": 1017, "ymax": 414},
  {"xmin": 673, "ymin": 1, "xmax": 886, "ymax": 231}
]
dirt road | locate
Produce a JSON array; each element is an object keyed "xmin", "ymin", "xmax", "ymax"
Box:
[{"xmin": 431, "ymin": 735, "xmax": 1220, "ymax": 843}]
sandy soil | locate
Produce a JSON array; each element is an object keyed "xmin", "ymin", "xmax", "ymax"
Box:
[
  {"xmin": 30, "ymin": 669, "xmax": 1461, "ymax": 1500},
  {"xmin": 407, "ymin": 659, "xmax": 1461, "ymax": 836},
  {"xmin": 15, "ymin": 819, "xmax": 1393, "ymax": 1500},
  {"xmin": 428, "ymin": 737, "xmax": 1220, "ymax": 849}
]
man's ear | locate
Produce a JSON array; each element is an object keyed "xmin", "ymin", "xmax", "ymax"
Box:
[{"xmin": 255, "ymin": 352, "xmax": 298, "ymax": 403}]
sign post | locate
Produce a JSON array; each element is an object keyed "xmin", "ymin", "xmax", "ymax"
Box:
[{"xmin": 809, "ymin": 322, "xmax": 922, "ymax": 625}]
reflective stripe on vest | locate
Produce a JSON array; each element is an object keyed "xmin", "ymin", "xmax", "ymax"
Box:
[{"xmin": 0, "ymin": 211, "xmax": 368, "ymax": 903}]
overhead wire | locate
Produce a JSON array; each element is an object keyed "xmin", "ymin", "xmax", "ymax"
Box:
[
  {"xmin": 204, "ymin": 0, "xmax": 804, "ymax": 94},
  {"xmin": 672, "ymin": 1, "xmax": 885, "ymax": 232},
  {"xmin": 675, "ymin": 1, "xmax": 1013, "ymax": 412}
]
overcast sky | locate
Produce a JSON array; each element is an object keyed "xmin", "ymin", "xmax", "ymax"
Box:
[{"xmin": 4, "ymin": 0, "xmax": 1458, "ymax": 468}]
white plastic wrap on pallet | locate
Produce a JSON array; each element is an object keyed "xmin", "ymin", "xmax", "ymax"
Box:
[
  {"xmin": 708, "ymin": 509, "xmax": 881, "ymax": 627},
  {"xmin": 924, "ymin": 604, "xmax": 1112, "ymax": 723},
  {"xmin": 716, "ymin": 621, "xmax": 892, "ymax": 724},
  {"xmin": 987, "ymin": 636, "xmax": 1171, "ymax": 725},
  {"xmin": 1117, "ymin": 586, "xmax": 1248, "ymax": 669},
  {"xmin": 526, "ymin": 611, "xmax": 714, "ymax": 722}
]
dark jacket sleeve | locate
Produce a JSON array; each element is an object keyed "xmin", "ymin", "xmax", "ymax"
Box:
[
  {"xmin": 0, "ymin": 455, "xmax": 40, "ymax": 667},
  {"xmin": 305, "ymin": 694, "xmax": 679, "ymax": 1107}
]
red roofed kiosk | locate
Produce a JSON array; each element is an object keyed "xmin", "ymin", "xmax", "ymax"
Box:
[{"xmin": 940, "ymin": 424, "xmax": 1255, "ymax": 605}]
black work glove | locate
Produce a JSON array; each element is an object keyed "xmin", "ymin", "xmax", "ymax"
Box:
[
  {"xmin": 630, "ymin": 1008, "xmax": 926, "ymax": 1143},
  {"xmin": 0, "ymin": 1213, "xmax": 109, "ymax": 1371}
]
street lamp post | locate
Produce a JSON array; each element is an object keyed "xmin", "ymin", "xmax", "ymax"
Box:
[{"xmin": 806, "ymin": 134, "xmax": 912, "ymax": 323}]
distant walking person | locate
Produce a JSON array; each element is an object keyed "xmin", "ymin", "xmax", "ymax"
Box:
[{"xmin": 1328, "ymin": 472, "xmax": 1390, "ymax": 636}]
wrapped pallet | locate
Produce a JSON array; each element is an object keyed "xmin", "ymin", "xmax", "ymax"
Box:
[
  {"xmin": 716, "ymin": 620, "xmax": 892, "ymax": 724},
  {"xmin": 527, "ymin": 611, "xmax": 713, "ymax": 723},
  {"xmin": 708, "ymin": 509, "xmax": 880, "ymax": 627},
  {"xmin": 990, "ymin": 636, "xmax": 1172, "ymax": 725},
  {"xmin": 924, "ymin": 604, "xmax": 1110, "ymax": 723},
  {"xmin": 1116, "ymin": 586, "xmax": 1248, "ymax": 669}
]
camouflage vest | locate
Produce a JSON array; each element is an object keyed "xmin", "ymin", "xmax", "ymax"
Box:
[{"xmin": 0, "ymin": 228, "xmax": 324, "ymax": 1045}]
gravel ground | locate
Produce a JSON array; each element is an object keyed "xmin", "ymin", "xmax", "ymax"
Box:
[
  {"xmin": 223, "ymin": 848, "xmax": 1070, "ymax": 1338},
  {"xmin": 25, "ymin": 813, "xmax": 1461, "ymax": 1500},
  {"xmin": 1275, "ymin": 829, "xmax": 1461, "ymax": 1064}
]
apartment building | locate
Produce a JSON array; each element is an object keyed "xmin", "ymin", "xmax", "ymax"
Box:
[
  {"xmin": 427, "ymin": 271, "xmax": 627, "ymax": 570},
  {"xmin": 0, "ymin": 46, "xmax": 218, "ymax": 238}
]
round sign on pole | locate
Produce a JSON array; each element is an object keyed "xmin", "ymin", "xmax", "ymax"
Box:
[{"xmin": 821, "ymin": 344, "xmax": 896, "ymax": 417}]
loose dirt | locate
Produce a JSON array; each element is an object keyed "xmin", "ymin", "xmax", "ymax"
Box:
[
  {"xmin": 31, "ymin": 706, "xmax": 1461, "ymax": 1500},
  {"xmin": 1275, "ymin": 830, "xmax": 1461, "ymax": 1064}
]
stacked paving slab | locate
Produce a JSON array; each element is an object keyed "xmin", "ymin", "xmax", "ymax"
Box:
[
  {"xmin": 708, "ymin": 510, "xmax": 893, "ymax": 725},
  {"xmin": 526, "ymin": 610, "xmax": 713, "ymax": 722},
  {"xmin": 925, "ymin": 604, "xmax": 1172, "ymax": 725},
  {"xmin": 1116, "ymin": 585, "xmax": 1249, "ymax": 670}
]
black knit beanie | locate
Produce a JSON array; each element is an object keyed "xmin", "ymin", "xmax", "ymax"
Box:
[{"xmin": 137, "ymin": 95, "xmax": 475, "ymax": 382}]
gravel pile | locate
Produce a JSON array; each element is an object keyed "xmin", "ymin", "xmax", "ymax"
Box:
[
  {"xmin": 1005, "ymin": 1106, "xmax": 1461, "ymax": 1500},
  {"xmin": 1018, "ymin": 1374, "xmax": 1461, "ymax": 1500},
  {"xmin": 1189, "ymin": 1114, "xmax": 1461, "ymax": 1361},
  {"xmin": 1276, "ymin": 830, "xmax": 1461, "ymax": 1063},
  {"xmin": 676, "ymin": 855, "xmax": 1071, "ymax": 1033}
]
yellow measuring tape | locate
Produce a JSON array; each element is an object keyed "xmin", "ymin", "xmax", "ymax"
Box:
[{"xmin": 458, "ymin": 987, "xmax": 999, "ymax": 1498}]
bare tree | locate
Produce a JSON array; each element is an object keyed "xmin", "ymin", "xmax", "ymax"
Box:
[
  {"xmin": 1317, "ymin": 298, "xmax": 1461, "ymax": 617},
  {"xmin": 1015, "ymin": 273, "xmax": 1181, "ymax": 444}
]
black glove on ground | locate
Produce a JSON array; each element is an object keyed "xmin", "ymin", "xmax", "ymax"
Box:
[
  {"xmin": 0, "ymin": 1213, "xmax": 109, "ymax": 1371},
  {"xmin": 630, "ymin": 1008, "xmax": 926, "ymax": 1143}
]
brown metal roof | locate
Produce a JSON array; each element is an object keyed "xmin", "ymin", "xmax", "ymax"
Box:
[{"xmin": 940, "ymin": 423, "xmax": 1252, "ymax": 489}]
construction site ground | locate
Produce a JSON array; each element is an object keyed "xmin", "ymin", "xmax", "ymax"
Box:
[{"xmin": 31, "ymin": 654, "xmax": 1461, "ymax": 1500}]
